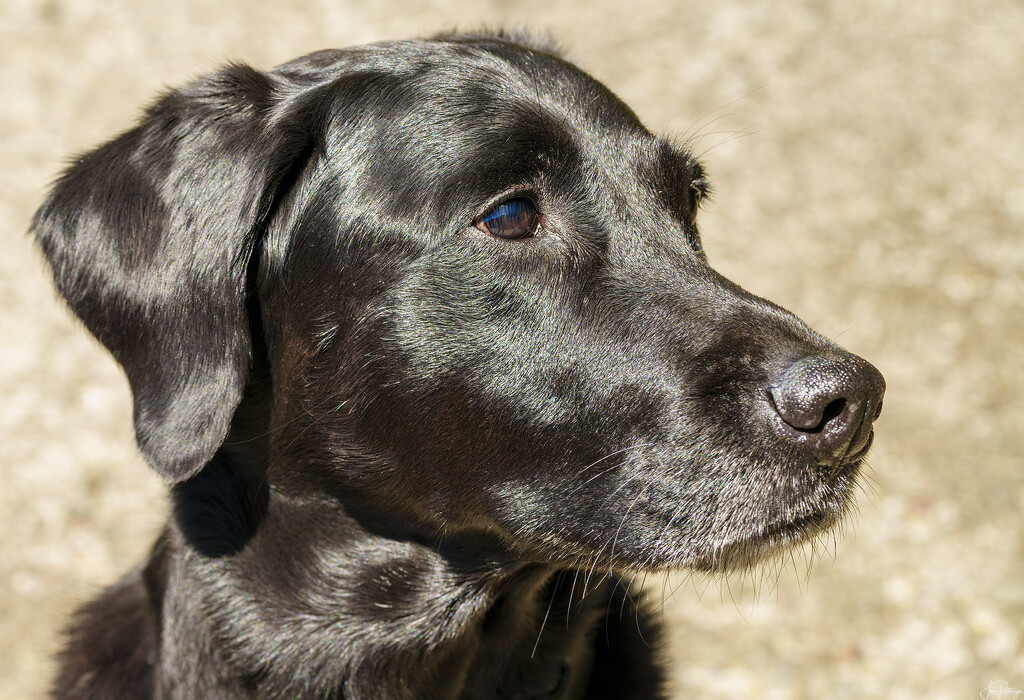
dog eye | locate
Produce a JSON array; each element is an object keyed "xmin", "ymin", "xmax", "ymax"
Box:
[
  {"xmin": 475, "ymin": 199, "xmax": 539, "ymax": 240},
  {"xmin": 689, "ymin": 177, "xmax": 710, "ymax": 214}
]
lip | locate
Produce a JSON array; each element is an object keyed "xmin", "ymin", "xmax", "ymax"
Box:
[
  {"xmin": 686, "ymin": 507, "xmax": 840, "ymax": 573},
  {"xmin": 756, "ymin": 511, "xmax": 829, "ymax": 544}
]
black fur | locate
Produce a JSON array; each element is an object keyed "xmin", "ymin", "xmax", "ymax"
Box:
[{"xmin": 34, "ymin": 32, "xmax": 884, "ymax": 699}]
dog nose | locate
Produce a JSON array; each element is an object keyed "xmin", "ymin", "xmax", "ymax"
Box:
[{"xmin": 767, "ymin": 354, "xmax": 885, "ymax": 467}]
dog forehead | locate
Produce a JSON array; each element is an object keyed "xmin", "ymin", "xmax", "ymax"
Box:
[{"xmin": 306, "ymin": 38, "xmax": 647, "ymax": 155}]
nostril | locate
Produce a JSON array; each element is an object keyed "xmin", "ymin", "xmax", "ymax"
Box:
[
  {"xmin": 814, "ymin": 397, "xmax": 847, "ymax": 433},
  {"xmin": 766, "ymin": 386, "xmax": 847, "ymax": 434}
]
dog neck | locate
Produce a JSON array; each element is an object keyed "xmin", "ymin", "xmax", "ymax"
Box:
[{"xmin": 158, "ymin": 457, "xmax": 605, "ymax": 698}]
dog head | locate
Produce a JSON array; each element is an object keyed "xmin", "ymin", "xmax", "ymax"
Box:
[{"xmin": 34, "ymin": 33, "xmax": 884, "ymax": 574}]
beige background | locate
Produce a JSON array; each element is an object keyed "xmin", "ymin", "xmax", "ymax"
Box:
[{"xmin": 2, "ymin": 1, "xmax": 1022, "ymax": 698}]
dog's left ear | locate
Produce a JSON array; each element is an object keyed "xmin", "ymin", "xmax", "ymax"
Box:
[{"xmin": 33, "ymin": 64, "xmax": 319, "ymax": 483}]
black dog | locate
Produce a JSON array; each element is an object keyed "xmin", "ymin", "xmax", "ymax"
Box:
[{"xmin": 34, "ymin": 31, "xmax": 885, "ymax": 699}]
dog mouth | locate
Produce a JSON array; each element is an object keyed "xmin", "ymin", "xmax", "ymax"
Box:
[
  {"xmin": 686, "ymin": 505, "xmax": 843, "ymax": 574},
  {"xmin": 644, "ymin": 457, "xmax": 863, "ymax": 574},
  {"xmin": 495, "ymin": 441, "xmax": 867, "ymax": 577},
  {"xmin": 543, "ymin": 478, "xmax": 855, "ymax": 577},
  {"xmin": 751, "ymin": 510, "xmax": 832, "ymax": 548}
]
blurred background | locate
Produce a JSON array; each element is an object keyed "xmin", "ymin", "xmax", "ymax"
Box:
[{"xmin": 2, "ymin": 1, "xmax": 1022, "ymax": 697}]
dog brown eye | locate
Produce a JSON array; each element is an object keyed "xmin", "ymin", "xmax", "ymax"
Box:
[{"xmin": 475, "ymin": 198, "xmax": 539, "ymax": 239}]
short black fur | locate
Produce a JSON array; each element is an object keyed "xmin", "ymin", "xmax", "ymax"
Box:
[{"xmin": 35, "ymin": 31, "xmax": 884, "ymax": 699}]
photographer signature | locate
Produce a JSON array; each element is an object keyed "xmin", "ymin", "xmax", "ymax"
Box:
[{"xmin": 981, "ymin": 681, "xmax": 1024, "ymax": 699}]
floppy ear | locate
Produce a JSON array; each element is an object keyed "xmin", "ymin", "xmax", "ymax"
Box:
[{"xmin": 33, "ymin": 64, "xmax": 318, "ymax": 482}]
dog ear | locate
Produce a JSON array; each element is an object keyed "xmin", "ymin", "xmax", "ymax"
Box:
[{"xmin": 33, "ymin": 63, "xmax": 319, "ymax": 483}]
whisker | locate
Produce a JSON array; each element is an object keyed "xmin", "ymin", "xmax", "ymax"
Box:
[
  {"xmin": 562, "ymin": 443, "xmax": 657, "ymax": 499},
  {"xmin": 608, "ymin": 475, "xmax": 660, "ymax": 563},
  {"xmin": 695, "ymin": 128, "xmax": 758, "ymax": 159},
  {"xmin": 531, "ymin": 572, "xmax": 562, "ymax": 659}
]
